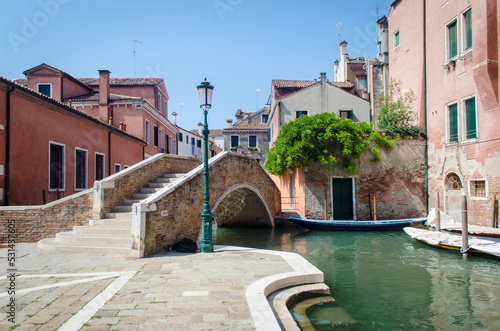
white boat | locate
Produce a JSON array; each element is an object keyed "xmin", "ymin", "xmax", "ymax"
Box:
[{"xmin": 404, "ymin": 227, "xmax": 500, "ymax": 259}]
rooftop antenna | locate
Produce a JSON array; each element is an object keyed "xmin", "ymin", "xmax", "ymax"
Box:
[
  {"xmin": 133, "ymin": 39, "xmax": 143, "ymax": 77},
  {"xmin": 255, "ymin": 89, "xmax": 261, "ymax": 110},
  {"xmin": 336, "ymin": 22, "xmax": 343, "ymax": 44},
  {"xmin": 178, "ymin": 103, "xmax": 184, "ymax": 126}
]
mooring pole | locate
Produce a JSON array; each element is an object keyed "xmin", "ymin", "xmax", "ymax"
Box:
[
  {"xmin": 436, "ymin": 192, "xmax": 441, "ymax": 232},
  {"xmin": 461, "ymin": 190, "xmax": 469, "ymax": 259},
  {"xmin": 491, "ymin": 193, "xmax": 497, "ymax": 228},
  {"xmin": 373, "ymin": 195, "xmax": 377, "ymax": 221}
]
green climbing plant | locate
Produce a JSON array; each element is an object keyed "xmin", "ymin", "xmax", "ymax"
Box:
[
  {"xmin": 264, "ymin": 112, "xmax": 397, "ymax": 176},
  {"xmin": 377, "ymin": 79, "xmax": 424, "ymax": 136}
]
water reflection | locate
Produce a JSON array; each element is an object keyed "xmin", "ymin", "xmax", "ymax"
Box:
[{"xmin": 214, "ymin": 226, "xmax": 500, "ymax": 329}]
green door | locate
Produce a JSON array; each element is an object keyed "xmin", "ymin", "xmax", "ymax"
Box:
[{"xmin": 332, "ymin": 178, "xmax": 354, "ymax": 220}]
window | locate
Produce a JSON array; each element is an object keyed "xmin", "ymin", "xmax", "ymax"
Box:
[
  {"xmin": 231, "ymin": 135, "xmax": 239, "ymax": 148},
  {"xmin": 37, "ymin": 83, "xmax": 52, "ymax": 97},
  {"xmin": 95, "ymin": 153, "xmax": 105, "ymax": 181},
  {"xmin": 178, "ymin": 132, "xmax": 183, "ymax": 142},
  {"xmin": 249, "ymin": 135, "xmax": 257, "ymax": 148},
  {"xmin": 340, "ymin": 110, "xmax": 353, "ymax": 119},
  {"xmin": 145, "ymin": 120, "xmax": 150, "ymax": 144},
  {"xmin": 296, "ymin": 110, "xmax": 308, "ymax": 118},
  {"xmin": 267, "ymin": 128, "xmax": 271, "ymax": 142},
  {"xmin": 166, "ymin": 134, "xmax": 171, "ymax": 154},
  {"xmin": 471, "ymin": 180, "xmax": 486, "ymax": 198},
  {"xmin": 357, "ymin": 77, "xmax": 367, "ymax": 90},
  {"xmin": 158, "ymin": 94, "xmax": 162, "ymax": 113},
  {"xmin": 191, "ymin": 137, "xmax": 195, "ymax": 145},
  {"xmin": 186, "ymin": 135, "xmax": 189, "ymax": 144},
  {"xmin": 75, "ymin": 148, "xmax": 87, "ymax": 190},
  {"xmin": 464, "ymin": 97, "xmax": 477, "ymax": 140},
  {"xmin": 114, "ymin": 164, "xmax": 121, "ymax": 173},
  {"xmin": 447, "ymin": 103, "xmax": 459, "ymax": 143},
  {"xmin": 446, "ymin": 19, "xmax": 458, "ymax": 60},
  {"xmin": 159, "ymin": 129, "xmax": 162, "ymax": 150},
  {"xmin": 393, "ymin": 29, "xmax": 400, "ymax": 49},
  {"xmin": 197, "ymin": 139, "xmax": 201, "ymax": 148},
  {"xmin": 153, "ymin": 125, "xmax": 158, "ymax": 147},
  {"xmin": 174, "ymin": 139, "xmax": 177, "ymax": 154},
  {"xmin": 261, "ymin": 114, "xmax": 269, "ymax": 123},
  {"xmin": 462, "ymin": 8, "xmax": 472, "ymax": 52},
  {"xmin": 49, "ymin": 142, "xmax": 65, "ymax": 190},
  {"xmin": 124, "ymin": 165, "xmax": 129, "ymax": 169}
]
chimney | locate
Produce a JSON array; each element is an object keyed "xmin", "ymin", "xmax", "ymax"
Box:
[
  {"xmin": 198, "ymin": 122, "xmax": 203, "ymax": 135},
  {"xmin": 334, "ymin": 60, "xmax": 339, "ymax": 82},
  {"xmin": 98, "ymin": 70, "xmax": 111, "ymax": 123},
  {"xmin": 340, "ymin": 41, "xmax": 348, "ymax": 56},
  {"xmin": 226, "ymin": 119, "xmax": 233, "ymax": 127},
  {"xmin": 172, "ymin": 112, "xmax": 177, "ymax": 125},
  {"xmin": 320, "ymin": 72, "xmax": 327, "ymax": 84}
]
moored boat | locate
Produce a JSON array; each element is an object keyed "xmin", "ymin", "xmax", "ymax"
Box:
[
  {"xmin": 404, "ymin": 227, "xmax": 500, "ymax": 259},
  {"xmin": 284, "ymin": 217, "xmax": 426, "ymax": 231}
]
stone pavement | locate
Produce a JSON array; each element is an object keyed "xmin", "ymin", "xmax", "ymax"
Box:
[{"xmin": 0, "ymin": 243, "xmax": 323, "ymax": 330}]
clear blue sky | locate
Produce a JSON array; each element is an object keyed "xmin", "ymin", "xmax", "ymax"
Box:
[{"xmin": 1, "ymin": 0, "xmax": 393, "ymax": 131}]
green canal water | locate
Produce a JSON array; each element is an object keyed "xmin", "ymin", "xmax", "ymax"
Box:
[{"xmin": 213, "ymin": 226, "xmax": 500, "ymax": 330}]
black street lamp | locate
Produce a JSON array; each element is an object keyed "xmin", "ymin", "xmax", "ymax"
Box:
[{"xmin": 197, "ymin": 78, "xmax": 214, "ymax": 253}]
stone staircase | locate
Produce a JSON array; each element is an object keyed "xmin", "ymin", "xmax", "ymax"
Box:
[{"xmin": 38, "ymin": 173, "xmax": 185, "ymax": 255}]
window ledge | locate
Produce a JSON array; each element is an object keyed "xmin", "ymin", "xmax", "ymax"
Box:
[
  {"xmin": 460, "ymin": 49, "xmax": 473, "ymax": 58},
  {"xmin": 445, "ymin": 142, "xmax": 459, "ymax": 146},
  {"xmin": 470, "ymin": 197, "xmax": 488, "ymax": 201},
  {"xmin": 48, "ymin": 189, "xmax": 66, "ymax": 192},
  {"xmin": 461, "ymin": 138, "xmax": 478, "ymax": 145}
]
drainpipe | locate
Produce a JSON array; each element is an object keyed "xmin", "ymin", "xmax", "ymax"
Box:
[
  {"xmin": 108, "ymin": 128, "xmax": 113, "ymax": 177},
  {"xmin": 423, "ymin": 0, "xmax": 429, "ymax": 213},
  {"xmin": 142, "ymin": 142, "xmax": 147, "ymax": 160},
  {"xmin": 4, "ymin": 86, "xmax": 13, "ymax": 206}
]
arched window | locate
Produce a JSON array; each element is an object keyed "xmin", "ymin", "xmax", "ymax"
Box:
[{"xmin": 445, "ymin": 172, "xmax": 463, "ymax": 190}]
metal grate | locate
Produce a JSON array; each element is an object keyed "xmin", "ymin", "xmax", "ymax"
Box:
[{"xmin": 445, "ymin": 173, "xmax": 463, "ymax": 190}]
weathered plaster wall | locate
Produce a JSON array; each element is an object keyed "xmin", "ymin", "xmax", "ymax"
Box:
[{"xmin": 303, "ymin": 138, "xmax": 426, "ymax": 220}]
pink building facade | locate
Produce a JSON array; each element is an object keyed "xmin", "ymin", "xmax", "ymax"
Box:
[
  {"xmin": 389, "ymin": 0, "xmax": 500, "ymax": 225},
  {"xmin": 0, "ymin": 76, "xmax": 144, "ymax": 206}
]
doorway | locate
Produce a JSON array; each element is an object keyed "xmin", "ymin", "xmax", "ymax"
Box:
[{"xmin": 332, "ymin": 178, "xmax": 354, "ymax": 220}]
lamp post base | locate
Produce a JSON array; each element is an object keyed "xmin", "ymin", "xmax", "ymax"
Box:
[{"xmin": 200, "ymin": 242, "xmax": 213, "ymax": 253}]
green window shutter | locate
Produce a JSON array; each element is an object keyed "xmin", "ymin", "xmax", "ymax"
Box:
[
  {"xmin": 449, "ymin": 104, "xmax": 458, "ymax": 142},
  {"xmin": 448, "ymin": 20, "xmax": 458, "ymax": 59},
  {"xmin": 465, "ymin": 9, "xmax": 472, "ymax": 50},
  {"xmin": 394, "ymin": 30, "xmax": 400, "ymax": 47},
  {"xmin": 249, "ymin": 135, "xmax": 257, "ymax": 147},
  {"xmin": 465, "ymin": 98, "xmax": 477, "ymax": 139},
  {"xmin": 231, "ymin": 136, "xmax": 239, "ymax": 147}
]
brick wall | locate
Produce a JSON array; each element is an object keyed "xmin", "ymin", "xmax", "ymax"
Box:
[
  {"xmin": 304, "ymin": 138, "xmax": 426, "ymax": 220},
  {"xmin": 96, "ymin": 154, "xmax": 201, "ymax": 218},
  {"xmin": 135, "ymin": 152, "xmax": 281, "ymax": 256},
  {"xmin": 0, "ymin": 189, "xmax": 93, "ymax": 243}
]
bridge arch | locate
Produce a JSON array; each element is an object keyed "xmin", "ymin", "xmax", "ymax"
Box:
[{"xmin": 212, "ymin": 182, "xmax": 275, "ymax": 227}]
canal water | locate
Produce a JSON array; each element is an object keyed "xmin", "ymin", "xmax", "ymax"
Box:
[{"xmin": 213, "ymin": 226, "xmax": 500, "ymax": 330}]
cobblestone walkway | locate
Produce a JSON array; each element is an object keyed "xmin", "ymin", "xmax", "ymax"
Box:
[{"xmin": 0, "ymin": 244, "xmax": 293, "ymax": 330}]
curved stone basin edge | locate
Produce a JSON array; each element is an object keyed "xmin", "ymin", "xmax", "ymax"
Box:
[{"xmin": 214, "ymin": 245, "xmax": 326, "ymax": 331}]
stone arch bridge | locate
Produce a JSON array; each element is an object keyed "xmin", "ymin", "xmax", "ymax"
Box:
[{"xmin": 128, "ymin": 152, "xmax": 281, "ymax": 256}]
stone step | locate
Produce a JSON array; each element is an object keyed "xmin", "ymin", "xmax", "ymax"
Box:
[
  {"xmin": 156, "ymin": 178, "xmax": 175, "ymax": 184},
  {"xmin": 38, "ymin": 238, "xmax": 132, "ymax": 256},
  {"xmin": 94, "ymin": 218, "xmax": 131, "ymax": 227},
  {"xmin": 123, "ymin": 198, "xmax": 142, "ymax": 205},
  {"xmin": 56, "ymin": 232, "xmax": 131, "ymax": 246},
  {"xmin": 149, "ymin": 182, "xmax": 169, "ymax": 189},
  {"xmin": 140, "ymin": 187, "xmax": 162, "ymax": 194},
  {"xmin": 105, "ymin": 211, "xmax": 132, "ymax": 219},
  {"xmin": 164, "ymin": 173, "xmax": 185, "ymax": 178},
  {"xmin": 73, "ymin": 225, "xmax": 130, "ymax": 236},
  {"xmin": 133, "ymin": 192, "xmax": 152, "ymax": 199},
  {"xmin": 114, "ymin": 205, "xmax": 133, "ymax": 212}
]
